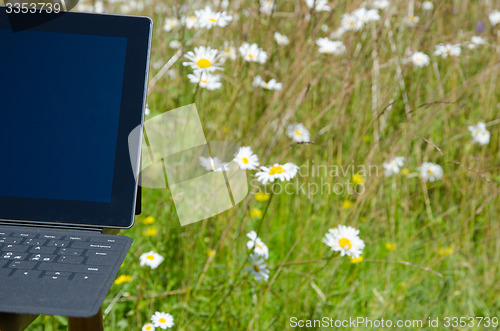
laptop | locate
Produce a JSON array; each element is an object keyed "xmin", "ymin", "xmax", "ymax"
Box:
[{"xmin": 0, "ymin": 7, "xmax": 151, "ymax": 317}]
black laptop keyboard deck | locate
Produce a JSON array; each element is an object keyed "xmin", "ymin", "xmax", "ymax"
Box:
[
  {"xmin": 0, "ymin": 228, "xmax": 122, "ymax": 281},
  {"xmin": 0, "ymin": 225, "xmax": 132, "ymax": 317}
]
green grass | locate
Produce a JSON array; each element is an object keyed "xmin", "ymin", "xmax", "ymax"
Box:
[{"xmin": 26, "ymin": 0, "xmax": 500, "ymax": 330}]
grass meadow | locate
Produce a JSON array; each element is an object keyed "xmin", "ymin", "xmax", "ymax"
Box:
[{"xmin": 28, "ymin": 0, "xmax": 499, "ymax": 330}]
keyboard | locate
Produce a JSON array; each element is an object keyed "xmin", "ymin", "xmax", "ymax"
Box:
[{"xmin": 0, "ymin": 225, "xmax": 132, "ymax": 317}]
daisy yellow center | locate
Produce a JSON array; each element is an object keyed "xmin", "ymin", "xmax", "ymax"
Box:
[
  {"xmin": 146, "ymin": 327, "xmax": 152, "ymax": 330},
  {"xmin": 427, "ymin": 169, "xmax": 434, "ymax": 174},
  {"xmin": 247, "ymin": 54, "xmax": 254, "ymax": 58},
  {"xmin": 242, "ymin": 157, "xmax": 249, "ymax": 164},
  {"xmin": 269, "ymin": 165, "xmax": 285, "ymax": 175},
  {"xmin": 295, "ymin": 130, "xmax": 302, "ymax": 136},
  {"xmin": 349, "ymin": 21, "xmax": 356, "ymax": 26},
  {"xmin": 339, "ymin": 238, "xmax": 352, "ymax": 249},
  {"xmin": 197, "ymin": 58, "xmax": 211, "ymax": 68},
  {"xmin": 256, "ymin": 244, "xmax": 262, "ymax": 249},
  {"xmin": 200, "ymin": 79, "xmax": 207, "ymax": 84},
  {"xmin": 409, "ymin": 16, "xmax": 415, "ymax": 21},
  {"xmin": 146, "ymin": 255, "xmax": 155, "ymax": 260},
  {"xmin": 253, "ymin": 265, "xmax": 260, "ymax": 272},
  {"xmin": 209, "ymin": 18, "xmax": 217, "ymax": 22},
  {"xmin": 159, "ymin": 318, "xmax": 166, "ymax": 323},
  {"xmin": 225, "ymin": 49, "xmax": 230, "ymax": 52}
]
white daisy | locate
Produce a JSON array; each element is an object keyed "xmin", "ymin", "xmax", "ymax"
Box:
[
  {"xmin": 151, "ymin": 312, "xmax": 174, "ymax": 329},
  {"xmin": 195, "ymin": 6, "xmax": 232, "ymax": 29},
  {"xmin": 221, "ymin": 41, "xmax": 237, "ymax": 61},
  {"xmin": 489, "ymin": 10, "xmax": 500, "ymax": 26},
  {"xmin": 246, "ymin": 231, "xmax": 269, "ymax": 259},
  {"xmin": 286, "ymin": 123, "xmax": 311, "ymax": 143},
  {"xmin": 233, "ymin": 146, "xmax": 259, "ymax": 170},
  {"xmin": 255, "ymin": 163, "xmax": 299, "ymax": 185},
  {"xmin": 239, "ymin": 42, "xmax": 268, "ymax": 63},
  {"xmin": 305, "ymin": 0, "xmax": 331, "ymax": 12},
  {"xmin": 259, "ymin": 0, "xmax": 275, "ymax": 15},
  {"xmin": 330, "ymin": 27, "xmax": 346, "ymax": 39},
  {"xmin": 181, "ymin": 15, "xmax": 198, "ymax": 29},
  {"xmin": 245, "ymin": 253, "xmax": 270, "ymax": 282},
  {"xmin": 468, "ymin": 122, "xmax": 490, "ymax": 145},
  {"xmin": 467, "ymin": 36, "xmax": 487, "ymax": 49},
  {"xmin": 145, "ymin": 104, "xmax": 151, "ymax": 116},
  {"xmin": 182, "ymin": 46, "xmax": 223, "ymax": 72},
  {"xmin": 434, "ymin": 43, "xmax": 461, "ymax": 58},
  {"xmin": 274, "ymin": 32, "xmax": 289, "ymax": 45},
  {"xmin": 187, "ymin": 70, "xmax": 222, "ymax": 90},
  {"xmin": 142, "ymin": 323, "xmax": 155, "ymax": 331},
  {"xmin": 341, "ymin": 13, "xmax": 364, "ymax": 31},
  {"xmin": 422, "ymin": 1, "xmax": 433, "ymax": 10},
  {"xmin": 372, "ymin": 0, "xmax": 390, "ymax": 9},
  {"xmin": 316, "ymin": 38, "xmax": 346, "ymax": 55},
  {"xmin": 410, "ymin": 52, "xmax": 430, "ymax": 67},
  {"xmin": 418, "ymin": 162, "xmax": 443, "ymax": 182},
  {"xmin": 163, "ymin": 18, "xmax": 179, "ymax": 32},
  {"xmin": 403, "ymin": 15, "xmax": 419, "ymax": 27},
  {"xmin": 199, "ymin": 156, "xmax": 229, "ymax": 172},
  {"xmin": 382, "ymin": 156, "xmax": 405, "ymax": 176},
  {"xmin": 169, "ymin": 40, "xmax": 181, "ymax": 49},
  {"xmin": 322, "ymin": 225, "xmax": 365, "ymax": 258},
  {"xmin": 252, "ymin": 75, "xmax": 282, "ymax": 91},
  {"xmin": 139, "ymin": 251, "xmax": 164, "ymax": 269},
  {"xmin": 353, "ymin": 7, "xmax": 380, "ymax": 23}
]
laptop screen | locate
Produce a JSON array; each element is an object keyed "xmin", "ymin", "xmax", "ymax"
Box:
[
  {"xmin": 0, "ymin": 9, "xmax": 151, "ymax": 228},
  {"xmin": 0, "ymin": 29, "xmax": 127, "ymax": 203}
]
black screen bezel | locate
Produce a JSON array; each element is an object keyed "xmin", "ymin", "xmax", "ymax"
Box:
[{"xmin": 0, "ymin": 7, "xmax": 151, "ymax": 228}]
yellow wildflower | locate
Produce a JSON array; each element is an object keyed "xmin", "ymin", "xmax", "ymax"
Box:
[
  {"xmin": 254, "ymin": 192, "xmax": 270, "ymax": 202},
  {"xmin": 250, "ymin": 208, "xmax": 263, "ymax": 219},
  {"xmin": 114, "ymin": 275, "xmax": 132, "ymax": 285},
  {"xmin": 144, "ymin": 227, "xmax": 158, "ymax": 236},
  {"xmin": 438, "ymin": 246, "xmax": 454, "ymax": 256},
  {"xmin": 352, "ymin": 173, "xmax": 364, "ymax": 184},
  {"xmin": 143, "ymin": 216, "xmax": 155, "ymax": 225},
  {"xmin": 385, "ymin": 242, "xmax": 396, "ymax": 251},
  {"xmin": 342, "ymin": 200, "xmax": 353, "ymax": 210},
  {"xmin": 351, "ymin": 256, "xmax": 363, "ymax": 264}
]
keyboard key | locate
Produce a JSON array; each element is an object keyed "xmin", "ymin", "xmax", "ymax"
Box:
[
  {"xmin": 73, "ymin": 273, "xmax": 106, "ymax": 282},
  {"xmin": 57, "ymin": 256, "xmax": 84, "ymax": 264},
  {"xmin": 85, "ymin": 255, "xmax": 110, "ymax": 266},
  {"xmin": 63, "ymin": 235, "xmax": 89, "ymax": 241},
  {"xmin": 12, "ymin": 233, "xmax": 36, "ymax": 238},
  {"xmin": 0, "ymin": 231, "xmax": 11, "ymax": 237},
  {"xmin": 42, "ymin": 275, "xmax": 69, "ymax": 281},
  {"xmin": 37, "ymin": 234, "xmax": 62, "ymax": 240},
  {"xmin": 85, "ymin": 250, "xmax": 109, "ymax": 257},
  {"xmin": 30, "ymin": 246, "xmax": 56, "ymax": 254},
  {"xmin": 45, "ymin": 271, "xmax": 72, "ymax": 277},
  {"xmin": 0, "ymin": 237, "xmax": 23, "ymax": 244},
  {"xmin": 14, "ymin": 270, "xmax": 42, "ymax": 279},
  {"xmin": 58, "ymin": 248, "xmax": 84, "ymax": 256},
  {"xmin": 1, "ymin": 244, "xmax": 29, "ymax": 252},
  {"xmin": 0, "ymin": 260, "xmax": 8, "ymax": 267},
  {"xmin": 2, "ymin": 252, "xmax": 29, "ymax": 260},
  {"xmin": 24, "ymin": 238, "xmax": 48, "ymax": 246},
  {"xmin": 37, "ymin": 262, "xmax": 109, "ymax": 274},
  {"xmin": 89, "ymin": 237, "xmax": 117, "ymax": 243},
  {"xmin": 8, "ymin": 261, "xmax": 37, "ymax": 269},
  {"xmin": 71, "ymin": 242, "xmax": 117, "ymax": 250},
  {"xmin": 29, "ymin": 254, "xmax": 56, "ymax": 262},
  {"xmin": 47, "ymin": 240, "xmax": 70, "ymax": 247}
]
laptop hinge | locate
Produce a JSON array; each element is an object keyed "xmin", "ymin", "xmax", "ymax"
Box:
[{"xmin": 0, "ymin": 220, "xmax": 103, "ymax": 233}]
